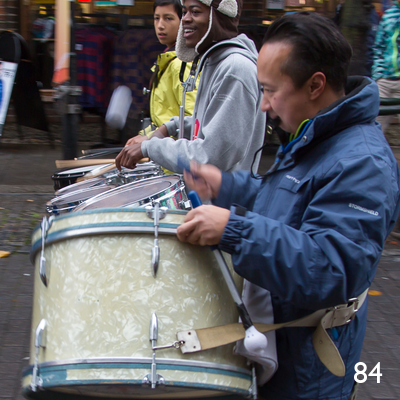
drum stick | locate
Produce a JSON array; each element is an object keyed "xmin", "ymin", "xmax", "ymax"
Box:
[
  {"xmin": 81, "ymin": 147, "xmax": 123, "ymax": 156},
  {"xmin": 55, "ymin": 158, "xmax": 150, "ymax": 169},
  {"xmin": 188, "ymin": 191, "xmax": 268, "ymax": 354},
  {"xmin": 75, "ymin": 163, "xmax": 116, "ymax": 183}
]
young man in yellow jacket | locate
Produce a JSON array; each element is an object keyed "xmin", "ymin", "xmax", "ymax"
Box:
[{"xmin": 129, "ymin": 0, "xmax": 198, "ymax": 141}]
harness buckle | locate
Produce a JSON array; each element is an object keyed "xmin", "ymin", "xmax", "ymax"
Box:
[
  {"xmin": 329, "ymin": 297, "xmax": 360, "ymax": 329},
  {"xmin": 345, "ymin": 297, "xmax": 360, "ymax": 323}
]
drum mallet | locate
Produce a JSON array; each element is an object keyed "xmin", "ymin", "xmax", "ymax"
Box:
[{"xmin": 188, "ymin": 191, "xmax": 268, "ymax": 354}]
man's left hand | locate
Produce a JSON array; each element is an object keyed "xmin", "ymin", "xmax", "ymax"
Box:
[
  {"xmin": 115, "ymin": 144, "xmax": 144, "ymax": 170},
  {"xmin": 177, "ymin": 205, "xmax": 230, "ymax": 246}
]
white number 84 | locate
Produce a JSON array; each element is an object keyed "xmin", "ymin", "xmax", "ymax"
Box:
[{"xmin": 354, "ymin": 362, "xmax": 382, "ymax": 383}]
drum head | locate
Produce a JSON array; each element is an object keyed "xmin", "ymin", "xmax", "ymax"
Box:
[
  {"xmin": 54, "ymin": 177, "xmax": 106, "ymax": 196},
  {"xmin": 75, "ymin": 176, "xmax": 182, "ymax": 211}
]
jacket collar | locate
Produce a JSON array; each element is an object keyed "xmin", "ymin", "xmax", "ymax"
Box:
[
  {"xmin": 287, "ymin": 76, "xmax": 380, "ymax": 158},
  {"xmin": 157, "ymin": 49, "xmax": 177, "ymax": 70}
]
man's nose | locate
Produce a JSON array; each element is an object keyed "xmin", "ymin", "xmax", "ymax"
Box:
[
  {"xmin": 182, "ymin": 12, "xmax": 192, "ymax": 23},
  {"xmin": 260, "ymin": 94, "xmax": 271, "ymax": 113}
]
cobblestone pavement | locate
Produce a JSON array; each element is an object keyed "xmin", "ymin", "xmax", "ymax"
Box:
[
  {"xmin": 0, "ymin": 124, "xmax": 399, "ymax": 399},
  {"xmin": 0, "ymin": 193, "xmax": 50, "ymax": 400}
]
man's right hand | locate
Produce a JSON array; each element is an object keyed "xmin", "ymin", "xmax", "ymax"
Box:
[{"xmin": 183, "ymin": 161, "xmax": 222, "ymax": 201}]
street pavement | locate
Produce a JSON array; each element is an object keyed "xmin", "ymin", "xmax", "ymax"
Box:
[{"xmin": 0, "ymin": 141, "xmax": 399, "ymax": 400}]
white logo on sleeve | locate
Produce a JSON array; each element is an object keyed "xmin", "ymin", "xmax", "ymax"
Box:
[
  {"xmin": 285, "ymin": 175, "xmax": 300, "ymax": 184},
  {"xmin": 349, "ymin": 203, "xmax": 379, "ymax": 216}
]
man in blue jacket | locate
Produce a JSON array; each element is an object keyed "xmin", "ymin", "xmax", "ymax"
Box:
[{"xmin": 177, "ymin": 12, "xmax": 400, "ymax": 400}]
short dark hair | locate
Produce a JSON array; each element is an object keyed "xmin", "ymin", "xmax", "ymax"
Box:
[
  {"xmin": 263, "ymin": 12, "xmax": 352, "ymax": 93},
  {"xmin": 153, "ymin": 0, "xmax": 183, "ymax": 19}
]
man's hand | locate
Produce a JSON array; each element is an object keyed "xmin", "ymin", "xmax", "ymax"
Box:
[
  {"xmin": 176, "ymin": 205, "xmax": 230, "ymax": 246},
  {"xmin": 115, "ymin": 144, "xmax": 144, "ymax": 171},
  {"xmin": 125, "ymin": 135, "xmax": 148, "ymax": 146},
  {"xmin": 184, "ymin": 161, "xmax": 223, "ymax": 201}
]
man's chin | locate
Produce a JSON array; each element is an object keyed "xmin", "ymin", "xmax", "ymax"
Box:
[{"xmin": 184, "ymin": 40, "xmax": 196, "ymax": 49}]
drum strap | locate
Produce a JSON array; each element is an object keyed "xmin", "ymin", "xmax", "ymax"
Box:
[{"xmin": 177, "ymin": 288, "xmax": 368, "ymax": 377}]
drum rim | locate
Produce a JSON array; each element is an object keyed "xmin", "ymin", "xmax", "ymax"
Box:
[
  {"xmin": 46, "ymin": 185, "xmax": 116, "ymax": 213},
  {"xmin": 30, "ymin": 209, "xmax": 189, "ymax": 263},
  {"xmin": 22, "ymin": 357, "xmax": 252, "ymax": 377},
  {"xmin": 74, "ymin": 174, "xmax": 183, "ymax": 212},
  {"xmin": 32, "ymin": 208, "xmax": 187, "ymax": 235},
  {"xmin": 30, "ymin": 222, "xmax": 181, "ymax": 263},
  {"xmin": 54, "ymin": 177, "xmax": 107, "ymax": 196},
  {"xmin": 54, "ymin": 167, "xmax": 163, "ymax": 197},
  {"xmin": 52, "ymin": 164, "xmax": 111, "ymax": 178}
]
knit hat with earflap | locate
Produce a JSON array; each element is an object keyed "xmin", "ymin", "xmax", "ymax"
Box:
[{"xmin": 176, "ymin": 0, "xmax": 242, "ymax": 62}]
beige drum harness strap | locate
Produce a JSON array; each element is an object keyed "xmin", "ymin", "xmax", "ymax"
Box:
[{"xmin": 177, "ymin": 288, "xmax": 368, "ymax": 377}]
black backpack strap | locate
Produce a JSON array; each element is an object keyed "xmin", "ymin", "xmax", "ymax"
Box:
[{"xmin": 179, "ymin": 62, "xmax": 187, "ymax": 82}]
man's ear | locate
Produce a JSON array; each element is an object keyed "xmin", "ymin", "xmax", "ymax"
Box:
[{"xmin": 308, "ymin": 72, "xmax": 326, "ymax": 100}]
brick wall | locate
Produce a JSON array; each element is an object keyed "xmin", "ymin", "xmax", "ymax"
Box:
[{"xmin": 0, "ymin": 0, "xmax": 19, "ymax": 32}]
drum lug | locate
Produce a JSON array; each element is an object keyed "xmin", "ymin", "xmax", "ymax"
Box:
[
  {"xmin": 248, "ymin": 363, "xmax": 258, "ymax": 400},
  {"xmin": 39, "ymin": 216, "xmax": 54, "ymax": 287},
  {"xmin": 30, "ymin": 319, "xmax": 47, "ymax": 392},
  {"xmin": 145, "ymin": 203, "xmax": 168, "ymax": 220},
  {"xmin": 143, "ymin": 373, "xmax": 165, "ymax": 387},
  {"xmin": 146, "ymin": 203, "xmax": 168, "ymax": 277},
  {"xmin": 143, "ymin": 313, "xmax": 166, "ymax": 389},
  {"xmin": 180, "ymin": 200, "xmax": 192, "ymax": 210}
]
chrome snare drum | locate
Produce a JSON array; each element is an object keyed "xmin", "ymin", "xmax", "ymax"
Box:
[
  {"xmin": 24, "ymin": 209, "xmax": 251, "ymax": 398},
  {"xmin": 54, "ymin": 162, "xmax": 163, "ymax": 197},
  {"xmin": 74, "ymin": 175, "xmax": 190, "ymax": 211},
  {"xmin": 46, "ymin": 185, "xmax": 114, "ymax": 215}
]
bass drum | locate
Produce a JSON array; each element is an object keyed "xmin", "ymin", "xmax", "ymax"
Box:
[
  {"xmin": 54, "ymin": 162, "xmax": 163, "ymax": 197},
  {"xmin": 24, "ymin": 209, "xmax": 251, "ymax": 399},
  {"xmin": 74, "ymin": 175, "xmax": 190, "ymax": 212}
]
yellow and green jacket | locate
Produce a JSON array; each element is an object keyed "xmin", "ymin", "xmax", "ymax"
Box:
[{"xmin": 142, "ymin": 48, "xmax": 198, "ymax": 137}]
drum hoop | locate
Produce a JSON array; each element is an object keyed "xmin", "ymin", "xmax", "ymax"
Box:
[
  {"xmin": 52, "ymin": 164, "xmax": 108, "ymax": 178},
  {"xmin": 32, "ymin": 208, "xmax": 187, "ymax": 236},
  {"xmin": 22, "ymin": 357, "xmax": 252, "ymax": 378},
  {"xmin": 30, "ymin": 223, "xmax": 180, "ymax": 263},
  {"xmin": 48, "ymin": 185, "xmax": 114, "ymax": 206},
  {"xmin": 54, "ymin": 178, "xmax": 107, "ymax": 196},
  {"xmin": 76, "ymin": 174, "xmax": 183, "ymax": 211},
  {"xmin": 54, "ymin": 168, "xmax": 163, "ymax": 197}
]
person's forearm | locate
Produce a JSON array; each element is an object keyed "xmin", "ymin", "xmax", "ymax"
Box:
[{"xmin": 150, "ymin": 124, "xmax": 168, "ymax": 139}]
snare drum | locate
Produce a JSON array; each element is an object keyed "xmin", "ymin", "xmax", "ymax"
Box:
[
  {"xmin": 75, "ymin": 175, "xmax": 190, "ymax": 212},
  {"xmin": 24, "ymin": 209, "xmax": 251, "ymax": 398},
  {"xmin": 46, "ymin": 185, "xmax": 115, "ymax": 215},
  {"xmin": 54, "ymin": 162, "xmax": 163, "ymax": 197},
  {"xmin": 51, "ymin": 164, "xmax": 111, "ymax": 191}
]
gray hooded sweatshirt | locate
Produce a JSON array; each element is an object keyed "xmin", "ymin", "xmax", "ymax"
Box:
[{"xmin": 140, "ymin": 34, "xmax": 266, "ymax": 173}]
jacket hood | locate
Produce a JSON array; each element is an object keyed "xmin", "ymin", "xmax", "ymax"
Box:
[
  {"xmin": 198, "ymin": 33, "xmax": 258, "ymax": 67},
  {"xmin": 291, "ymin": 76, "xmax": 380, "ymax": 156},
  {"xmin": 176, "ymin": 0, "xmax": 242, "ymax": 62}
]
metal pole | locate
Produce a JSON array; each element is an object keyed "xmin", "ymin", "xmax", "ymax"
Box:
[{"xmin": 61, "ymin": 0, "xmax": 78, "ymax": 160}]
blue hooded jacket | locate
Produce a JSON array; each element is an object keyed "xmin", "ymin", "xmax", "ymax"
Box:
[{"xmin": 215, "ymin": 77, "xmax": 400, "ymax": 400}]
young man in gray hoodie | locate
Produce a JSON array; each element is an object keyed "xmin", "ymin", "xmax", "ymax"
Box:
[{"xmin": 115, "ymin": 0, "xmax": 265, "ymax": 174}]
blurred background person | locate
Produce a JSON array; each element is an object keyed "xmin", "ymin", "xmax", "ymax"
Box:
[
  {"xmin": 372, "ymin": 0, "xmax": 400, "ymax": 133},
  {"xmin": 335, "ymin": 0, "xmax": 379, "ymax": 77}
]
